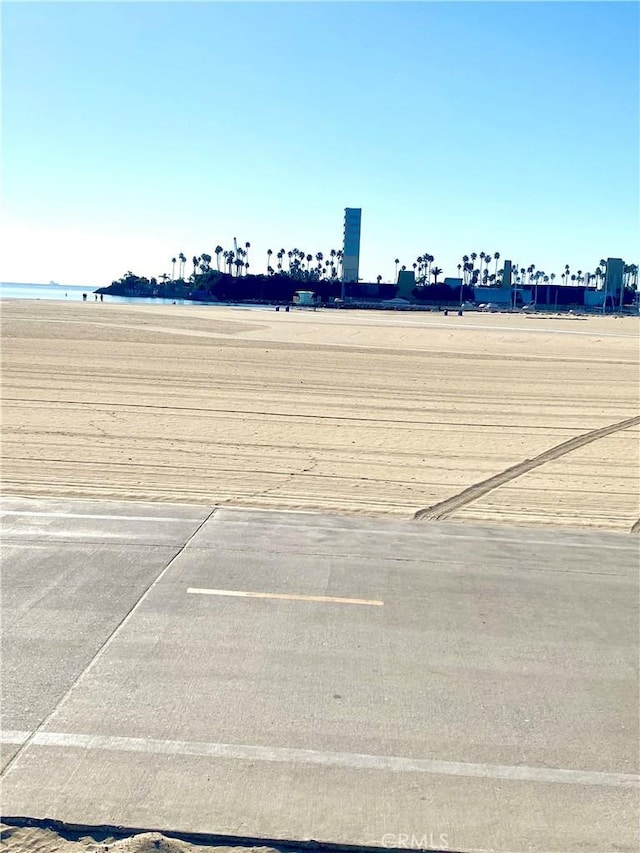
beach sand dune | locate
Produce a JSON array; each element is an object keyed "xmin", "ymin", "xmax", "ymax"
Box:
[{"xmin": 2, "ymin": 300, "xmax": 638, "ymax": 530}]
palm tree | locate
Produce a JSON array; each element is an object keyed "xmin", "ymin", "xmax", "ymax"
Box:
[
  {"xmin": 171, "ymin": 257, "xmax": 176, "ymax": 280},
  {"xmin": 494, "ymin": 251, "xmax": 500, "ymax": 276},
  {"xmin": 267, "ymin": 249, "xmax": 273, "ymax": 271},
  {"xmin": 306, "ymin": 254, "xmax": 313, "ymax": 271},
  {"xmin": 532, "ymin": 271, "xmax": 540, "ymax": 305},
  {"xmin": 376, "ymin": 274, "xmax": 382, "ymax": 284},
  {"xmin": 215, "ymin": 246, "xmax": 223, "ymax": 272},
  {"xmin": 431, "ymin": 266, "xmax": 443, "ymax": 285},
  {"xmin": 179, "ymin": 253, "xmax": 186, "ymax": 279},
  {"xmin": 461, "ymin": 255, "xmax": 470, "ymax": 284},
  {"xmin": 427, "ymin": 254, "xmax": 434, "ymax": 282},
  {"xmin": 192, "ymin": 255, "xmax": 200, "ymax": 278},
  {"xmin": 599, "ymin": 259, "xmax": 607, "ymax": 288},
  {"xmin": 593, "ymin": 266, "xmax": 602, "ymax": 287},
  {"xmin": 245, "ymin": 242, "xmax": 250, "ymax": 267},
  {"xmin": 394, "ymin": 258, "xmax": 400, "ymax": 280},
  {"xmin": 237, "ymin": 247, "xmax": 246, "ymax": 275}
]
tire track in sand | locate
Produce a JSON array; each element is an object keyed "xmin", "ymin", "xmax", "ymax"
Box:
[{"xmin": 414, "ymin": 415, "xmax": 640, "ymax": 522}]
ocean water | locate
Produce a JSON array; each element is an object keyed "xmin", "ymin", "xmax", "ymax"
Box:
[
  {"xmin": 0, "ymin": 282, "xmax": 216, "ymax": 305},
  {"xmin": 0, "ymin": 282, "xmax": 307, "ymax": 312}
]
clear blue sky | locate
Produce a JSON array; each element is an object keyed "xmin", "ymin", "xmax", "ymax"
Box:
[{"xmin": 2, "ymin": 1, "xmax": 638, "ymax": 286}]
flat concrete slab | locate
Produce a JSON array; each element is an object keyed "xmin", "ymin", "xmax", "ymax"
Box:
[
  {"xmin": 2, "ymin": 501, "xmax": 638, "ymax": 852},
  {"xmin": 1, "ymin": 497, "xmax": 211, "ymax": 768},
  {"xmin": 1, "ymin": 496, "xmax": 211, "ymax": 546}
]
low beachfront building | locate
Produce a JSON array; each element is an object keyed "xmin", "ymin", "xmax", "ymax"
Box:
[{"xmin": 293, "ymin": 290, "xmax": 316, "ymax": 306}]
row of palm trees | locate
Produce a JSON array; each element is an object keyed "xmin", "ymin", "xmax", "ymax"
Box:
[
  {"xmin": 162, "ymin": 245, "xmax": 638, "ymax": 291},
  {"xmin": 397, "ymin": 251, "xmax": 638, "ymax": 290},
  {"xmin": 262, "ymin": 247, "xmax": 346, "ymax": 281},
  {"xmin": 164, "ymin": 243, "xmax": 347, "ymax": 283}
]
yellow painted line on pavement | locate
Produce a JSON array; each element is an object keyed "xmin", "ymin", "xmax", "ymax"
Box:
[{"xmin": 187, "ymin": 587, "xmax": 383, "ymax": 606}]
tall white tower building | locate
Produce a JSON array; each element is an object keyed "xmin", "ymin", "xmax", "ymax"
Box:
[{"xmin": 342, "ymin": 208, "xmax": 362, "ymax": 283}]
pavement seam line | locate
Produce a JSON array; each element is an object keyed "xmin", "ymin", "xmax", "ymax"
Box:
[
  {"xmin": 0, "ymin": 511, "xmax": 207, "ymax": 522},
  {"xmin": 414, "ymin": 415, "xmax": 640, "ymax": 521},
  {"xmin": 0, "ymin": 505, "xmax": 218, "ymax": 779},
  {"xmin": 7, "ymin": 731, "xmax": 640, "ymax": 789}
]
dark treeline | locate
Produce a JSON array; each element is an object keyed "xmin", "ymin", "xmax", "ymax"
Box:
[
  {"xmin": 101, "ymin": 270, "xmax": 424, "ymax": 303},
  {"xmin": 98, "ymin": 269, "xmax": 637, "ymax": 307},
  {"xmin": 100, "ymin": 242, "xmax": 639, "ymax": 306},
  {"xmin": 100, "ymin": 270, "xmax": 346, "ymax": 303}
]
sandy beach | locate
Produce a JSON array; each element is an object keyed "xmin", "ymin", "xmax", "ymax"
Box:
[
  {"xmin": 0, "ymin": 824, "xmax": 281, "ymax": 853},
  {"xmin": 1, "ymin": 300, "xmax": 638, "ymax": 531}
]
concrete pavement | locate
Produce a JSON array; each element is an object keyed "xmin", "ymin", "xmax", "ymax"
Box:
[
  {"xmin": 1, "ymin": 497, "xmax": 212, "ymax": 767},
  {"xmin": 1, "ymin": 498, "xmax": 638, "ymax": 851}
]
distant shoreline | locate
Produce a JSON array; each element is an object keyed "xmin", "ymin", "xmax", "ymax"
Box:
[{"xmin": 2, "ymin": 280, "xmax": 638, "ymax": 316}]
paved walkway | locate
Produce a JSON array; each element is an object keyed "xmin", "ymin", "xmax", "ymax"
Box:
[{"xmin": 2, "ymin": 497, "xmax": 638, "ymax": 852}]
